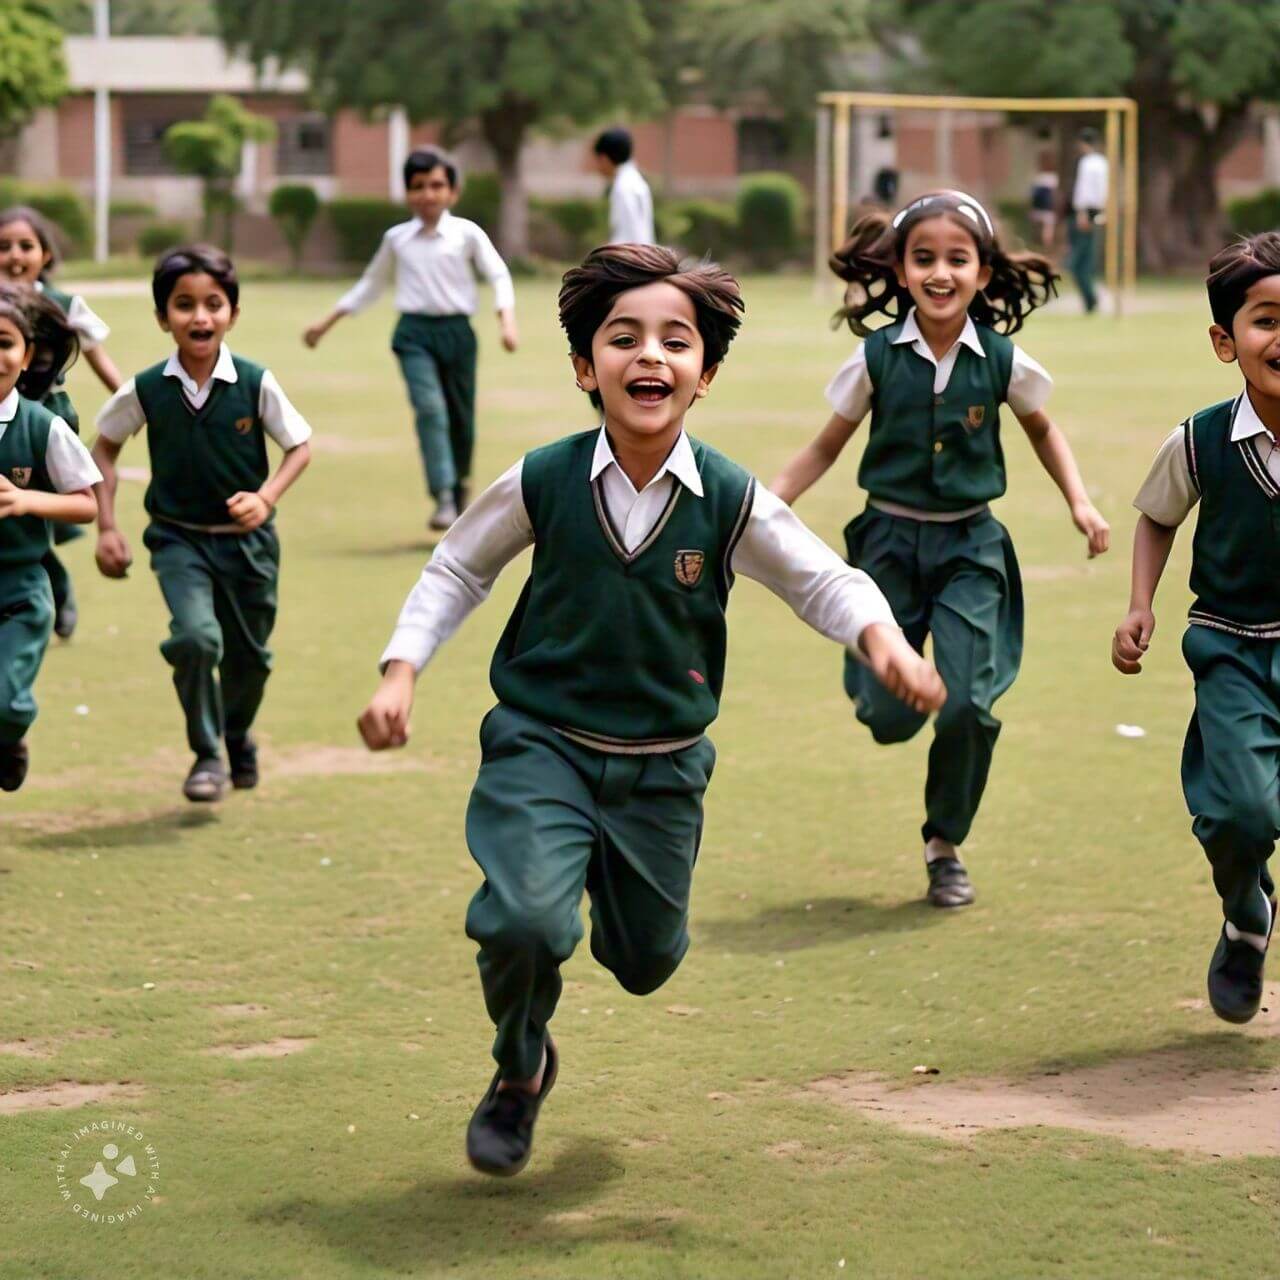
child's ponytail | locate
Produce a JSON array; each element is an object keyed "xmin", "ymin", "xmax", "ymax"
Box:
[{"xmin": 829, "ymin": 208, "xmax": 907, "ymax": 336}]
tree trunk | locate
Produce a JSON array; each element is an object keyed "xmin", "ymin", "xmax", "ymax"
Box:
[{"xmin": 481, "ymin": 101, "xmax": 534, "ymax": 261}]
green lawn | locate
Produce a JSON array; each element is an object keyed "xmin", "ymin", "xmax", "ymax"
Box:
[{"xmin": 2, "ymin": 277, "xmax": 1276, "ymax": 1279}]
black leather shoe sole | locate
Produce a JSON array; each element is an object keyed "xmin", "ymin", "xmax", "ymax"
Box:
[
  {"xmin": 466, "ymin": 1040, "xmax": 558, "ymax": 1177},
  {"xmin": 53, "ymin": 603, "xmax": 78, "ymax": 640},
  {"xmin": 1207, "ymin": 926, "xmax": 1266, "ymax": 1024},
  {"xmin": 0, "ymin": 740, "xmax": 29, "ymax": 792}
]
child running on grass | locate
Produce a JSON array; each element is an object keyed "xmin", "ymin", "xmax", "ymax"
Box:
[
  {"xmin": 0, "ymin": 206, "xmax": 123, "ymax": 640},
  {"xmin": 303, "ymin": 147, "xmax": 517, "ymax": 532},
  {"xmin": 91, "ymin": 246, "xmax": 313, "ymax": 803},
  {"xmin": 0, "ymin": 284, "xmax": 100, "ymax": 791},
  {"xmin": 773, "ymin": 191, "xmax": 1110, "ymax": 909},
  {"xmin": 358, "ymin": 243, "xmax": 945, "ymax": 1177},
  {"xmin": 1113, "ymin": 232, "xmax": 1280, "ymax": 1024}
]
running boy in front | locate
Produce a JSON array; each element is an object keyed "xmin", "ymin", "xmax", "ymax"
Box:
[{"xmin": 358, "ymin": 244, "xmax": 945, "ymax": 1177}]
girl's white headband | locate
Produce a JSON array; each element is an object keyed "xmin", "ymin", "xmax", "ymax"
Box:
[{"xmin": 891, "ymin": 192, "xmax": 994, "ymax": 239}]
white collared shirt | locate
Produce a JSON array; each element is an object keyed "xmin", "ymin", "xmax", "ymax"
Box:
[
  {"xmin": 1134, "ymin": 390, "xmax": 1280, "ymax": 527},
  {"xmin": 95, "ymin": 345, "xmax": 313, "ymax": 449},
  {"xmin": 37, "ymin": 282, "xmax": 110, "ymax": 351},
  {"xmin": 824, "ymin": 308, "xmax": 1053, "ymax": 424},
  {"xmin": 0, "ymin": 389, "xmax": 101, "ymax": 491},
  {"xmin": 336, "ymin": 211, "xmax": 516, "ymax": 317},
  {"xmin": 1072, "ymin": 152, "xmax": 1109, "ymax": 213},
  {"xmin": 379, "ymin": 425, "xmax": 898, "ymax": 672},
  {"xmin": 608, "ymin": 161, "xmax": 655, "ymax": 245}
]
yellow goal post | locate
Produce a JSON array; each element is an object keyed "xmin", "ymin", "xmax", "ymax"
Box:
[{"xmin": 814, "ymin": 92, "xmax": 1138, "ymax": 315}]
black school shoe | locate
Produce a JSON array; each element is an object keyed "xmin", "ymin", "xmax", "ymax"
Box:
[
  {"xmin": 466, "ymin": 1039, "xmax": 558, "ymax": 1177},
  {"xmin": 54, "ymin": 600, "xmax": 78, "ymax": 641},
  {"xmin": 226, "ymin": 735, "xmax": 259, "ymax": 790},
  {"xmin": 925, "ymin": 856, "xmax": 975, "ymax": 908},
  {"xmin": 0, "ymin": 739, "xmax": 30, "ymax": 792},
  {"xmin": 183, "ymin": 756, "xmax": 228, "ymax": 803}
]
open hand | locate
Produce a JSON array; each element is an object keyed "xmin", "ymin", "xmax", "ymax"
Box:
[
  {"xmin": 1112, "ymin": 608, "xmax": 1154, "ymax": 674},
  {"xmin": 860, "ymin": 622, "xmax": 947, "ymax": 713},
  {"xmin": 1071, "ymin": 500, "xmax": 1110, "ymax": 558},
  {"xmin": 227, "ymin": 491, "xmax": 272, "ymax": 531},
  {"xmin": 95, "ymin": 528, "xmax": 133, "ymax": 578}
]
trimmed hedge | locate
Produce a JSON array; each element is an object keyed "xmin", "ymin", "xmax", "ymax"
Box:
[
  {"xmin": 1226, "ymin": 189, "xmax": 1280, "ymax": 236},
  {"xmin": 137, "ymin": 222, "xmax": 188, "ymax": 258},
  {"xmin": 0, "ymin": 181, "xmax": 93, "ymax": 258},
  {"xmin": 736, "ymin": 172, "xmax": 805, "ymax": 268},
  {"xmin": 269, "ymin": 183, "xmax": 321, "ymax": 269},
  {"xmin": 453, "ymin": 172, "xmax": 500, "ymax": 235},
  {"xmin": 530, "ymin": 196, "xmax": 605, "ymax": 259},
  {"xmin": 327, "ymin": 197, "xmax": 405, "ymax": 263},
  {"xmin": 659, "ymin": 198, "xmax": 737, "ymax": 260}
]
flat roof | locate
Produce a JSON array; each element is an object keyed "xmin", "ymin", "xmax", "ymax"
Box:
[{"xmin": 64, "ymin": 36, "xmax": 310, "ymax": 93}]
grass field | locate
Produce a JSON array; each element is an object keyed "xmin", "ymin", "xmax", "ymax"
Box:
[{"xmin": 2, "ymin": 275, "xmax": 1278, "ymax": 1279}]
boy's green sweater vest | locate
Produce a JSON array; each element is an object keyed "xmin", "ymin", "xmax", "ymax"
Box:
[
  {"xmin": 0, "ymin": 396, "xmax": 55, "ymax": 567},
  {"xmin": 1186, "ymin": 396, "xmax": 1280, "ymax": 636},
  {"xmin": 861, "ymin": 321, "xmax": 1015, "ymax": 511},
  {"xmin": 490, "ymin": 430, "xmax": 755, "ymax": 749},
  {"xmin": 133, "ymin": 355, "xmax": 268, "ymax": 527}
]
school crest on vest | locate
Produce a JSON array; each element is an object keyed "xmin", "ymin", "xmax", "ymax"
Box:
[
  {"xmin": 965, "ymin": 405, "xmax": 985, "ymax": 431},
  {"xmin": 674, "ymin": 549, "xmax": 705, "ymax": 587},
  {"xmin": 9, "ymin": 466, "xmax": 31, "ymax": 488},
  {"xmin": 234, "ymin": 416, "xmax": 254, "ymax": 435}
]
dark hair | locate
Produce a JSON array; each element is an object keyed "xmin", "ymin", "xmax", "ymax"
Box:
[
  {"xmin": 1078, "ymin": 126, "xmax": 1100, "ymax": 147},
  {"xmin": 0, "ymin": 205, "xmax": 60, "ymax": 277},
  {"xmin": 152, "ymin": 244, "xmax": 239, "ymax": 313},
  {"xmin": 403, "ymin": 147, "xmax": 458, "ymax": 190},
  {"xmin": 829, "ymin": 190, "xmax": 1058, "ymax": 336},
  {"xmin": 559, "ymin": 244, "xmax": 744, "ymax": 409},
  {"xmin": 592, "ymin": 128, "xmax": 633, "ymax": 166},
  {"xmin": 0, "ymin": 282, "xmax": 80, "ymax": 401},
  {"xmin": 1206, "ymin": 232, "xmax": 1280, "ymax": 332}
]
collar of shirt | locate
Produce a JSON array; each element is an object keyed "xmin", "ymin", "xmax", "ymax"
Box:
[
  {"xmin": 1230, "ymin": 389, "xmax": 1280, "ymax": 445},
  {"xmin": 894, "ymin": 307, "xmax": 985, "ymax": 368},
  {"xmin": 589, "ymin": 425, "xmax": 704, "ymax": 497},
  {"xmin": 407, "ymin": 210, "xmax": 454, "ymax": 240},
  {"xmin": 0, "ymin": 388, "xmax": 19, "ymax": 423},
  {"xmin": 163, "ymin": 344, "xmax": 237, "ymax": 398}
]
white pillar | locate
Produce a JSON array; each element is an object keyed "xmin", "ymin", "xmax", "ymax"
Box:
[
  {"xmin": 238, "ymin": 138, "xmax": 259, "ymax": 204},
  {"xmin": 1264, "ymin": 111, "xmax": 1280, "ymax": 187},
  {"xmin": 93, "ymin": 0, "xmax": 110, "ymax": 263},
  {"xmin": 388, "ymin": 107, "xmax": 409, "ymax": 199}
]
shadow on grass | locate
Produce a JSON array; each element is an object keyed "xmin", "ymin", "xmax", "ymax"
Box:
[
  {"xmin": 19, "ymin": 806, "xmax": 219, "ymax": 851},
  {"xmin": 1031, "ymin": 1027, "xmax": 1278, "ymax": 1087},
  {"xmin": 696, "ymin": 894, "xmax": 943, "ymax": 953},
  {"xmin": 253, "ymin": 1137, "xmax": 687, "ymax": 1271}
]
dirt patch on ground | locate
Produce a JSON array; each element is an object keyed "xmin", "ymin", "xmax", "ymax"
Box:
[
  {"xmin": 809, "ymin": 1028, "xmax": 1280, "ymax": 1158},
  {"xmin": 204, "ymin": 1037, "xmax": 314, "ymax": 1060},
  {"xmin": 268, "ymin": 746, "xmax": 433, "ymax": 780},
  {"xmin": 0, "ymin": 1081, "xmax": 142, "ymax": 1115},
  {"xmin": 0, "ymin": 1040, "xmax": 49, "ymax": 1058},
  {"xmin": 212, "ymin": 1003, "xmax": 269, "ymax": 1017}
]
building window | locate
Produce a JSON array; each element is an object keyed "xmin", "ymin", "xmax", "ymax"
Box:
[
  {"xmin": 277, "ymin": 115, "xmax": 333, "ymax": 176},
  {"xmin": 737, "ymin": 117, "xmax": 788, "ymax": 173},
  {"xmin": 124, "ymin": 116, "xmax": 183, "ymax": 176}
]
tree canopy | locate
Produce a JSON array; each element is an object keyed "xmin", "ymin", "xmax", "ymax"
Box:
[
  {"xmin": 0, "ymin": 2, "xmax": 68, "ymax": 136},
  {"xmin": 48, "ymin": 0, "xmax": 217, "ymax": 34}
]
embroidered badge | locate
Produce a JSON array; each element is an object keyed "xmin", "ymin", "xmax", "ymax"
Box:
[
  {"xmin": 965, "ymin": 405, "xmax": 985, "ymax": 431},
  {"xmin": 234, "ymin": 417, "xmax": 254, "ymax": 435},
  {"xmin": 10, "ymin": 466, "xmax": 31, "ymax": 488},
  {"xmin": 674, "ymin": 549, "xmax": 705, "ymax": 587}
]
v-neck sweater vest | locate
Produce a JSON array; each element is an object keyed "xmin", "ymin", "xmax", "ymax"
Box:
[
  {"xmin": 489, "ymin": 430, "xmax": 755, "ymax": 750},
  {"xmin": 0, "ymin": 396, "xmax": 55, "ymax": 567}
]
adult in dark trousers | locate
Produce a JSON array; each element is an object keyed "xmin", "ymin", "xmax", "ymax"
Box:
[{"xmin": 1066, "ymin": 127, "xmax": 1108, "ymax": 314}]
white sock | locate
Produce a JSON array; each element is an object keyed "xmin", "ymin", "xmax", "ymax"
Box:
[
  {"xmin": 1225, "ymin": 919, "xmax": 1269, "ymax": 954},
  {"xmin": 924, "ymin": 837, "xmax": 957, "ymax": 865}
]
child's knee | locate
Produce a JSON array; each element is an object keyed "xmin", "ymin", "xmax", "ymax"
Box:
[
  {"xmin": 1198, "ymin": 806, "xmax": 1278, "ymax": 858},
  {"xmin": 598, "ymin": 933, "xmax": 688, "ymax": 996},
  {"xmin": 935, "ymin": 693, "xmax": 997, "ymax": 740},
  {"xmin": 856, "ymin": 695, "xmax": 927, "ymax": 745},
  {"xmin": 467, "ymin": 898, "xmax": 580, "ymax": 965},
  {"xmin": 163, "ymin": 622, "xmax": 222, "ymax": 667}
]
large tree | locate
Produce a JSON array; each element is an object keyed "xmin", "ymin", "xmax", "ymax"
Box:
[
  {"xmin": 870, "ymin": 0, "xmax": 1280, "ymax": 269},
  {"xmin": 214, "ymin": 0, "xmax": 662, "ymax": 257},
  {"xmin": 48, "ymin": 0, "xmax": 217, "ymax": 33},
  {"xmin": 0, "ymin": 2, "xmax": 68, "ymax": 136}
]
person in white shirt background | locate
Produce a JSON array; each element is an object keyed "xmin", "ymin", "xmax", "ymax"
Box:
[
  {"xmin": 592, "ymin": 127, "xmax": 656, "ymax": 246},
  {"xmin": 304, "ymin": 149, "xmax": 518, "ymax": 531},
  {"xmin": 1067, "ymin": 127, "xmax": 1109, "ymax": 315}
]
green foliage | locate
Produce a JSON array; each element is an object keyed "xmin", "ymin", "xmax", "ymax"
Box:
[
  {"xmin": 0, "ymin": 179, "xmax": 91, "ymax": 256},
  {"xmin": 0, "ymin": 1, "xmax": 69, "ymax": 136},
  {"xmin": 659, "ymin": 198, "xmax": 738, "ymax": 260},
  {"xmin": 268, "ymin": 182, "xmax": 321, "ymax": 271},
  {"xmin": 529, "ymin": 196, "xmax": 605, "ymax": 259},
  {"xmin": 109, "ymin": 198, "xmax": 157, "ymax": 218},
  {"xmin": 137, "ymin": 220, "xmax": 187, "ymax": 258},
  {"xmin": 1225, "ymin": 188, "xmax": 1280, "ymax": 237},
  {"xmin": 163, "ymin": 94, "xmax": 274, "ymax": 249},
  {"xmin": 735, "ymin": 172, "xmax": 805, "ymax": 268},
  {"xmin": 452, "ymin": 172, "xmax": 501, "ymax": 236},
  {"xmin": 327, "ymin": 197, "xmax": 404, "ymax": 263},
  {"xmin": 46, "ymin": 0, "xmax": 217, "ymax": 34}
]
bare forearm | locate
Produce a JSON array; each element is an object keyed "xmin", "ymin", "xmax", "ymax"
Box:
[
  {"xmin": 1024, "ymin": 414, "xmax": 1090, "ymax": 507},
  {"xmin": 772, "ymin": 445, "xmax": 834, "ymax": 505},
  {"xmin": 260, "ymin": 443, "xmax": 310, "ymax": 507},
  {"xmin": 1129, "ymin": 514, "xmax": 1177, "ymax": 611},
  {"xmin": 16, "ymin": 489, "xmax": 96, "ymax": 523},
  {"xmin": 85, "ymin": 346, "xmax": 123, "ymax": 393},
  {"xmin": 90, "ymin": 439, "xmax": 122, "ymax": 531}
]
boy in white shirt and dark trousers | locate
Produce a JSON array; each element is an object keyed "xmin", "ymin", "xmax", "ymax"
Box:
[
  {"xmin": 593, "ymin": 128, "xmax": 655, "ymax": 246},
  {"xmin": 305, "ymin": 149, "xmax": 518, "ymax": 530},
  {"xmin": 1067, "ymin": 127, "xmax": 1109, "ymax": 315}
]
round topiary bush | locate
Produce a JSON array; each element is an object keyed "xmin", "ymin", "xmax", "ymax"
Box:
[{"xmin": 735, "ymin": 172, "xmax": 805, "ymax": 269}]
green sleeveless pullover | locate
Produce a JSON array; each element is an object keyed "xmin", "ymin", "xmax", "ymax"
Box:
[
  {"xmin": 1185, "ymin": 396, "xmax": 1280, "ymax": 637},
  {"xmin": 861, "ymin": 321, "xmax": 1015, "ymax": 511},
  {"xmin": 490, "ymin": 430, "xmax": 755, "ymax": 749},
  {"xmin": 133, "ymin": 355, "xmax": 268, "ymax": 527},
  {"xmin": 0, "ymin": 396, "xmax": 55, "ymax": 566}
]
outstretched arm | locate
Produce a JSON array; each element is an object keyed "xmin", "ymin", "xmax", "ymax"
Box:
[
  {"xmin": 1015, "ymin": 408, "xmax": 1110, "ymax": 557},
  {"xmin": 771, "ymin": 411, "xmax": 861, "ymax": 506},
  {"xmin": 84, "ymin": 345, "xmax": 123, "ymax": 393}
]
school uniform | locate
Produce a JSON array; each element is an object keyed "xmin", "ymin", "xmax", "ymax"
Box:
[
  {"xmin": 0, "ymin": 390, "xmax": 101, "ymax": 745},
  {"xmin": 825, "ymin": 308, "xmax": 1052, "ymax": 846},
  {"xmin": 337, "ymin": 211, "xmax": 514, "ymax": 502},
  {"xmin": 1134, "ymin": 392, "xmax": 1280, "ymax": 940},
  {"xmin": 95, "ymin": 345, "xmax": 311, "ymax": 759},
  {"xmin": 1067, "ymin": 151, "xmax": 1108, "ymax": 313},
  {"xmin": 36, "ymin": 283, "xmax": 112, "ymax": 617},
  {"xmin": 381, "ymin": 426, "xmax": 897, "ymax": 1079},
  {"xmin": 607, "ymin": 160, "xmax": 655, "ymax": 246}
]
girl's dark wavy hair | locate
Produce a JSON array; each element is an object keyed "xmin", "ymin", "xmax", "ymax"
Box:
[
  {"xmin": 0, "ymin": 205, "xmax": 61, "ymax": 279},
  {"xmin": 829, "ymin": 190, "xmax": 1058, "ymax": 336},
  {"xmin": 0, "ymin": 282, "xmax": 80, "ymax": 401}
]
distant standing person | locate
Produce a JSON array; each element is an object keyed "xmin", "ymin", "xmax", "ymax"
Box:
[
  {"xmin": 592, "ymin": 128, "xmax": 655, "ymax": 246},
  {"xmin": 1028, "ymin": 150, "xmax": 1059, "ymax": 250},
  {"xmin": 1067, "ymin": 127, "xmax": 1108, "ymax": 314}
]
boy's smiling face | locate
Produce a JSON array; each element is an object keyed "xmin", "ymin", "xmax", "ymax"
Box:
[
  {"xmin": 158, "ymin": 271, "xmax": 238, "ymax": 364},
  {"xmin": 572, "ymin": 281, "xmax": 717, "ymax": 442},
  {"xmin": 406, "ymin": 166, "xmax": 457, "ymax": 224},
  {"xmin": 1212, "ymin": 274, "xmax": 1280, "ymax": 404}
]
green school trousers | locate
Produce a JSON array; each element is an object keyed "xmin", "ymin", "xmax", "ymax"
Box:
[
  {"xmin": 0, "ymin": 562, "xmax": 54, "ymax": 746},
  {"xmin": 464, "ymin": 703, "xmax": 716, "ymax": 1080},
  {"xmin": 143, "ymin": 520, "xmax": 279, "ymax": 759},
  {"xmin": 1181, "ymin": 624, "xmax": 1279, "ymax": 937},
  {"xmin": 842, "ymin": 506, "xmax": 1024, "ymax": 847}
]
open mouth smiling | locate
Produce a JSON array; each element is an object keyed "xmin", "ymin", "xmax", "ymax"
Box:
[{"xmin": 626, "ymin": 378, "xmax": 673, "ymax": 404}]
